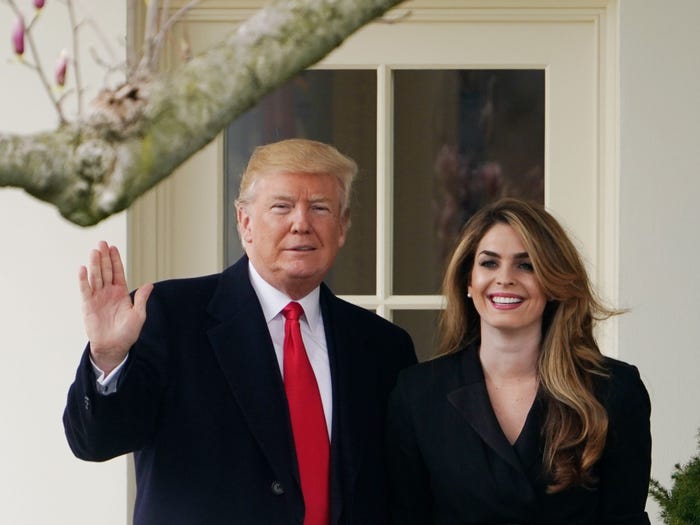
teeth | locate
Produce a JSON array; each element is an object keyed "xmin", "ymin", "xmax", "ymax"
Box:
[{"xmin": 492, "ymin": 296, "xmax": 522, "ymax": 304}]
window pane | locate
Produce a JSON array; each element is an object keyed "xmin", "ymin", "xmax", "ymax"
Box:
[
  {"xmin": 223, "ymin": 70, "xmax": 377, "ymax": 295},
  {"xmin": 393, "ymin": 70, "xmax": 545, "ymax": 295},
  {"xmin": 392, "ymin": 309, "xmax": 441, "ymax": 362}
]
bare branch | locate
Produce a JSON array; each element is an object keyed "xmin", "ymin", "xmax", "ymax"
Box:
[
  {"xmin": 150, "ymin": 0, "xmax": 200, "ymax": 68},
  {"xmin": 139, "ymin": 0, "xmax": 161, "ymax": 74},
  {"xmin": 0, "ymin": 0, "xmax": 406, "ymax": 225},
  {"xmin": 89, "ymin": 46, "xmax": 127, "ymax": 88},
  {"xmin": 66, "ymin": 0, "xmax": 84, "ymax": 116},
  {"xmin": 5, "ymin": 0, "xmax": 66, "ymax": 123}
]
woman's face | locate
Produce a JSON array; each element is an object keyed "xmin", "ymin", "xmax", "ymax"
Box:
[{"xmin": 468, "ymin": 223, "xmax": 548, "ymax": 338}]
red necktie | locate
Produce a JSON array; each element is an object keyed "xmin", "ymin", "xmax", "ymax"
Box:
[{"xmin": 282, "ymin": 302, "xmax": 330, "ymax": 525}]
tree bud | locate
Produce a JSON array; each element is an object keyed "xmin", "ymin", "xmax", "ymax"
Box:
[
  {"xmin": 55, "ymin": 49, "xmax": 68, "ymax": 87},
  {"xmin": 12, "ymin": 16, "xmax": 25, "ymax": 56}
]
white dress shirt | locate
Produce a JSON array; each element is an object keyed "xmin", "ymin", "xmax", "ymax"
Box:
[
  {"xmin": 92, "ymin": 260, "xmax": 333, "ymax": 437},
  {"xmin": 247, "ymin": 262, "xmax": 333, "ymax": 438}
]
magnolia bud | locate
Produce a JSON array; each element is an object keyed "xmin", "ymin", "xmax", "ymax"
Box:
[
  {"xmin": 34, "ymin": 0, "xmax": 46, "ymax": 9},
  {"xmin": 55, "ymin": 49, "xmax": 68, "ymax": 87},
  {"xmin": 12, "ymin": 16, "xmax": 25, "ymax": 56}
]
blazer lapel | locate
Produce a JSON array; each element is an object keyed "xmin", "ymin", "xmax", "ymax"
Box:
[
  {"xmin": 446, "ymin": 347, "xmax": 539, "ymax": 511},
  {"xmin": 446, "ymin": 347, "xmax": 529, "ymax": 476},
  {"xmin": 206, "ymin": 257, "xmax": 299, "ymax": 491}
]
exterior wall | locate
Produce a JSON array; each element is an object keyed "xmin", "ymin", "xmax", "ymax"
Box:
[
  {"xmin": 0, "ymin": 2, "xmax": 128, "ymax": 524},
  {"xmin": 619, "ymin": 0, "xmax": 700, "ymax": 522}
]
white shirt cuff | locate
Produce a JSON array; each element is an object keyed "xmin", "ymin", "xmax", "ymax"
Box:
[{"xmin": 90, "ymin": 354, "xmax": 129, "ymax": 395}]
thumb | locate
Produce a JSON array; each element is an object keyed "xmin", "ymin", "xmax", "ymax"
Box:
[{"xmin": 133, "ymin": 283, "xmax": 154, "ymax": 316}]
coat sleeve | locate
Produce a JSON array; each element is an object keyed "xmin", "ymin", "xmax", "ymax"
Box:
[
  {"xmin": 63, "ymin": 290, "xmax": 169, "ymax": 461},
  {"xmin": 385, "ymin": 371, "xmax": 434, "ymax": 525},
  {"xmin": 595, "ymin": 362, "xmax": 652, "ymax": 525}
]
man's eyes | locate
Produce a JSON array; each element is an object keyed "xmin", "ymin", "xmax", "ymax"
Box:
[{"xmin": 269, "ymin": 203, "xmax": 333, "ymax": 213}]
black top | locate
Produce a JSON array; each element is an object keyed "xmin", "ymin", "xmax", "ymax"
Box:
[{"xmin": 386, "ymin": 344, "xmax": 651, "ymax": 525}]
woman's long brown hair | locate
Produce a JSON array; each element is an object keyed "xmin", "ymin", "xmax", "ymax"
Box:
[{"xmin": 437, "ymin": 198, "xmax": 620, "ymax": 492}]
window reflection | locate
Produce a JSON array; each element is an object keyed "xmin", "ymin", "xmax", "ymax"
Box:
[
  {"xmin": 223, "ymin": 70, "xmax": 377, "ymax": 294},
  {"xmin": 393, "ymin": 70, "xmax": 545, "ymax": 295},
  {"xmin": 392, "ymin": 309, "xmax": 441, "ymax": 362}
]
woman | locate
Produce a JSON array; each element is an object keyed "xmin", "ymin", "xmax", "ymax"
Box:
[{"xmin": 387, "ymin": 198, "xmax": 651, "ymax": 525}]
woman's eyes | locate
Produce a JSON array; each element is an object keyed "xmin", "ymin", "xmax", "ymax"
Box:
[{"xmin": 477, "ymin": 260, "xmax": 534, "ymax": 271}]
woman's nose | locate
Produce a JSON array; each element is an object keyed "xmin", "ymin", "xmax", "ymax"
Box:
[{"xmin": 496, "ymin": 268, "xmax": 515, "ymax": 286}]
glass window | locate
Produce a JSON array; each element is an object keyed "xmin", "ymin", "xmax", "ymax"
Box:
[
  {"xmin": 392, "ymin": 309, "xmax": 441, "ymax": 362},
  {"xmin": 223, "ymin": 69, "xmax": 377, "ymax": 295},
  {"xmin": 393, "ymin": 69, "xmax": 544, "ymax": 294},
  {"xmin": 223, "ymin": 68, "xmax": 544, "ymax": 344}
]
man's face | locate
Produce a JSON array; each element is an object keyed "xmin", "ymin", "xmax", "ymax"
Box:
[{"xmin": 237, "ymin": 171, "xmax": 349, "ymax": 299}]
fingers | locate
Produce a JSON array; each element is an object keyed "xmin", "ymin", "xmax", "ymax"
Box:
[
  {"xmin": 100, "ymin": 241, "xmax": 113, "ymax": 286},
  {"xmin": 86, "ymin": 241, "xmax": 124, "ymax": 290},
  {"xmin": 110, "ymin": 245, "xmax": 127, "ymax": 286},
  {"xmin": 78, "ymin": 265, "xmax": 91, "ymax": 300},
  {"xmin": 133, "ymin": 283, "xmax": 154, "ymax": 317},
  {"xmin": 87, "ymin": 246, "xmax": 104, "ymax": 290}
]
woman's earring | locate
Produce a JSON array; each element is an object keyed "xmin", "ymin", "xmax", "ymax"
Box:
[{"xmin": 467, "ymin": 292, "xmax": 472, "ymax": 298}]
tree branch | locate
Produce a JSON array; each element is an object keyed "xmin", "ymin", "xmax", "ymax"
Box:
[
  {"xmin": 0, "ymin": 0, "xmax": 404, "ymax": 226},
  {"xmin": 66, "ymin": 0, "xmax": 84, "ymax": 116},
  {"xmin": 5, "ymin": 0, "xmax": 67, "ymax": 123}
]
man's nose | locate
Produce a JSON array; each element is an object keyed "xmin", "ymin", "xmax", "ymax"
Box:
[{"xmin": 290, "ymin": 207, "xmax": 311, "ymax": 233}]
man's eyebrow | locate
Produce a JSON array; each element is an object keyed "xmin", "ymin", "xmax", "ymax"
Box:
[
  {"xmin": 268, "ymin": 193, "xmax": 294, "ymax": 201},
  {"xmin": 308, "ymin": 195, "xmax": 332, "ymax": 202},
  {"xmin": 266, "ymin": 194, "xmax": 332, "ymax": 202}
]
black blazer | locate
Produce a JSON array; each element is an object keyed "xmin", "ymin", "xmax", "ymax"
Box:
[
  {"xmin": 64, "ymin": 256, "xmax": 416, "ymax": 525},
  {"xmin": 386, "ymin": 345, "xmax": 651, "ymax": 525}
]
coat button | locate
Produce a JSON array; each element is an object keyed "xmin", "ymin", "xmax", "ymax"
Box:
[{"xmin": 270, "ymin": 481, "xmax": 284, "ymax": 496}]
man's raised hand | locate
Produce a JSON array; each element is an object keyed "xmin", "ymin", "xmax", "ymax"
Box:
[{"xmin": 78, "ymin": 241, "xmax": 153, "ymax": 375}]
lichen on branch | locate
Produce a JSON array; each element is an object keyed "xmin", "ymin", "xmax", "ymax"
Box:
[{"xmin": 0, "ymin": 0, "xmax": 404, "ymax": 226}]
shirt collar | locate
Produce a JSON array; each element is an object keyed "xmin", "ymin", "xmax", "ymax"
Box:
[{"xmin": 247, "ymin": 260, "xmax": 321, "ymax": 328}]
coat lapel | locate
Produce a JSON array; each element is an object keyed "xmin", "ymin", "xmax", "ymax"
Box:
[
  {"xmin": 205, "ymin": 257, "xmax": 299, "ymax": 492},
  {"xmin": 446, "ymin": 347, "xmax": 534, "ymax": 480},
  {"xmin": 447, "ymin": 348, "xmax": 521, "ymax": 470},
  {"xmin": 319, "ymin": 286, "xmax": 371, "ymax": 525}
]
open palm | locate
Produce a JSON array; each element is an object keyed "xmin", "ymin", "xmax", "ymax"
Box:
[{"xmin": 79, "ymin": 241, "xmax": 153, "ymax": 374}]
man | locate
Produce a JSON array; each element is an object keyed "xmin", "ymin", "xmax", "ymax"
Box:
[{"xmin": 63, "ymin": 139, "xmax": 416, "ymax": 525}]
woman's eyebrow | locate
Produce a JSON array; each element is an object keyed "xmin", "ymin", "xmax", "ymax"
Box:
[{"xmin": 477, "ymin": 250, "xmax": 530, "ymax": 259}]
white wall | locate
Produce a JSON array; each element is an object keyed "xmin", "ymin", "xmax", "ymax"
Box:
[
  {"xmin": 0, "ymin": 2, "xmax": 128, "ymax": 524},
  {"xmin": 619, "ymin": 0, "xmax": 700, "ymax": 522}
]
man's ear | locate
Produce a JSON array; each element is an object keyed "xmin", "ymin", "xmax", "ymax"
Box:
[
  {"xmin": 338, "ymin": 209, "xmax": 351, "ymax": 248},
  {"xmin": 236, "ymin": 205, "xmax": 252, "ymax": 243}
]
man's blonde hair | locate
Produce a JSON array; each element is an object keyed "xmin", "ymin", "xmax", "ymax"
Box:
[{"xmin": 235, "ymin": 138, "xmax": 357, "ymax": 216}]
